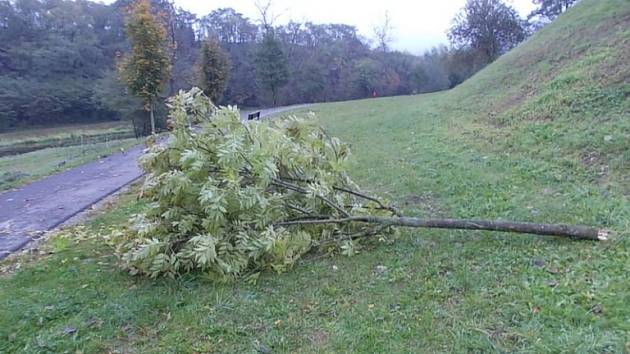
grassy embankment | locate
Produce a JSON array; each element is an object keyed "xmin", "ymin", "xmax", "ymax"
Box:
[
  {"xmin": 1, "ymin": 0, "xmax": 628, "ymax": 352},
  {"xmin": 0, "ymin": 121, "xmax": 138, "ymax": 191}
]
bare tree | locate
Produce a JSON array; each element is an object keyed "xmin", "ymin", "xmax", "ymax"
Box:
[
  {"xmin": 254, "ymin": 0, "xmax": 281, "ymax": 33},
  {"xmin": 373, "ymin": 11, "xmax": 394, "ymax": 53}
]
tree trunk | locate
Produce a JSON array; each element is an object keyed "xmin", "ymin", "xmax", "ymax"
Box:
[
  {"xmin": 277, "ymin": 216, "xmax": 608, "ymax": 241},
  {"xmin": 268, "ymin": 176, "xmax": 608, "ymax": 241},
  {"xmin": 149, "ymin": 102, "xmax": 156, "ymax": 135},
  {"xmin": 272, "ymin": 86, "xmax": 277, "ymax": 106}
]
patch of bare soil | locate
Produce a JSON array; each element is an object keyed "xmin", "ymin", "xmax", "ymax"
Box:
[
  {"xmin": 309, "ymin": 329, "xmax": 330, "ymax": 347},
  {"xmin": 399, "ymin": 193, "xmax": 446, "ymax": 217},
  {"xmin": 580, "ymin": 150, "xmax": 611, "ymax": 185}
]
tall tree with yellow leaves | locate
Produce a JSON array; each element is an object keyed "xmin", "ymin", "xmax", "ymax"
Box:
[{"xmin": 119, "ymin": 0, "xmax": 171, "ymax": 135}]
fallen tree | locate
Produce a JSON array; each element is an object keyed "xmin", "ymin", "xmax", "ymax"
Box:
[{"xmin": 117, "ymin": 88, "xmax": 607, "ymax": 279}]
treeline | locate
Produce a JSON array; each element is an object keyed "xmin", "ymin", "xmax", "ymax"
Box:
[{"xmin": 0, "ymin": 0, "xmax": 573, "ymax": 131}]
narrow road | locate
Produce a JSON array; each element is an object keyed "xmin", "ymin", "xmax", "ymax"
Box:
[{"xmin": 0, "ymin": 105, "xmax": 309, "ymax": 259}]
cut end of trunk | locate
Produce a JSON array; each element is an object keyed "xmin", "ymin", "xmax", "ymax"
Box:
[{"xmin": 597, "ymin": 230, "xmax": 610, "ymax": 241}]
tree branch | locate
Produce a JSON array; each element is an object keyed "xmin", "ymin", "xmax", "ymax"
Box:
[
  {"xmin": 277, "ymin": 176, "xmax": 401, "ymax": 216},
  {"xmin": 271, "ymin": 178, "xmax": 350, "ymax": 217},
  {"xmin": 333, "ymin": 186, "xmax": 402, "ymax": 216}
]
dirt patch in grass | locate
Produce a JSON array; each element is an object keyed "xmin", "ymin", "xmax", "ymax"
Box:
[
  {"xmin": 399, "ymin": 193, "xmax": 446, "ymax": 217},
  {"xmin": 580, "ymin": 150, "xmax": 605, "ymax": 167},
  {"xmin": 580, "ymin": 150, "xmax": 610, "ymax": 184},
  {"xmin": 309, "ymin": 329, "xmax": 330, "ymax": 347}
]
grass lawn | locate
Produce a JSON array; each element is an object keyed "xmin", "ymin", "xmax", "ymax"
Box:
[
  {"xmin": 0, "ymin": 138, "xmax": 139, "ymax": 191},
  {"xmin": 0, "ymin": 121, "xmax": 133, "ymax": 147},
  {"xmin": 0, "ymin": 0, "xmax": 628, "ymax": 352},
  {"xmin": 0, "ymin": 121, "xmax": 135, "ymax": 158}
]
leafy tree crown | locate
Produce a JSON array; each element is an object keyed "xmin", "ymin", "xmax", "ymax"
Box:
[
  {"xmin": 119, "ymin": 0, "xmax": 171, "ymax": 108},
  {"xmin": 195, "ymin": 39, "xmax": 231, "ymax": 103}
]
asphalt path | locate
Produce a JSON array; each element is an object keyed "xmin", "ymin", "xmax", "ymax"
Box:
[{"xmin": 0, "ymin": 105, "xmax": 310, "ymax": 259}]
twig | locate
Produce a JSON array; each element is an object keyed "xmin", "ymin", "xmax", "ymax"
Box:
[
  {"xmin": 316, "ymin": 225, "xmax": 390, "ymax": 249},
  {"xmin": 286, "ymin": 204, "xmax": 311, "ymax": 215},
  {"xmin": 333, "ymin": 186, "xmax": 402, "ymax": 216},
  {"xmin": 283, "ymin": 215, "xmax": 332, "ymax": 222},
  {"xmin": 271, "ymin": 178, "xmax": 350, "ymax": 217},
  {"xmin": 278, "ymin": 176, "xmax": 400, "ymax": 216}
]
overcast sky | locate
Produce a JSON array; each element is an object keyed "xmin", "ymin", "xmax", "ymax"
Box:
[{"xmin": 101, "ymin": 0, "xmax": 537, "ymax": 54}]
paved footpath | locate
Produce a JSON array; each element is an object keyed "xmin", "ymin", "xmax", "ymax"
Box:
[
  {"xmin": 0, "ymin": 146, "xmax": 145, "ymax": 259},
  {"xmin": 0, "ymin": 105, "xmax": 310, "ymax": 259}
]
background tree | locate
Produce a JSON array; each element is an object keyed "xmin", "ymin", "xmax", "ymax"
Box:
[
  {"xmin": 256, "ymin": 33, "xmax": 289, "ymax": 106},
  {"xmin": 529, "ymin": 0, "xmax": 578, "ymax": 21},
  {"xmin": 118, "ymin": 0, "xmax": 171, "ymax": 135},
  {"xmin": 93, "ymin": 70, "xmax": 146, "ymax": 137},
  {"xmin": 0, "ymin": 0, "xmax": 501, "ymax": 131},
  {"xmin": 149, "ymin": 0, "xmax": 198, "ymax": 95},
  {"xmin": 373, "ymin": 11, "xmax": 394, "ymax": 53},
  {"xmin": 198, "ymin": 8, "xmax": 258, "ymax": 106},
  {"xmin": 448, "ymin": 0, "xmax": 526, "ymax": 65},
  {"xmin": 195, "ymin": 39, "xmax": 231, "ymax": 103},
  {"xmin": 352, "ymin": 58, "xmax": 400, "ymax": 98},
  {"xmin": 254, "ymin": 0, "xmax": 279, "ymax": 34},
  {"xmin": 0, "ymin": 0, "xmax": 122, "ymax": 129}
]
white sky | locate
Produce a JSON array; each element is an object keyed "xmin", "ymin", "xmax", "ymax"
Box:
[{"xmin": 100, "ymin": 0, "xmax": 537, "ymax": 54}]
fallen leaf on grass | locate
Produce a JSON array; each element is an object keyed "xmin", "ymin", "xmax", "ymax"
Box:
[
  {"xmin": 63, "ymin": 326, "xmax": 77, "ymax": 335},
  {"xmin": 590, "ymin": 304, "xmax": 604, "ymax": 315},
  {"xmin": 85, "ymin": 317, "xmax": 103, "ymax": 328},
  {"xmin": 546, "ymin": 266, "xmax": 560, "ymax": 274},
  {"xmin": 254, "ymin": 339, "xmax": 272, "ymax": 354},
  {"xmin": 374, "ymin": 265, "xmax": 388, "ymax": 275}
]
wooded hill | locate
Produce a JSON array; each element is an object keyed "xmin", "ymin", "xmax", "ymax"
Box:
[{"xmin": 0, "ymin": 0, "xmax": 489, "ymax": 130}]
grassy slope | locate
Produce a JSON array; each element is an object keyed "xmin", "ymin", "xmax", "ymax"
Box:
[
  {"xmin": 449, "ymin": 0, "xmax": 630, "ymax": 192},
  {"xmin": 1, "ymin": 1, "xmax": 629, "ymax": 353}
]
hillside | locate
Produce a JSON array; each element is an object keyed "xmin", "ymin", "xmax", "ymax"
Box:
[{"xmin": 449, "ymin": 0, "xmax": 629, "ymax": 189}]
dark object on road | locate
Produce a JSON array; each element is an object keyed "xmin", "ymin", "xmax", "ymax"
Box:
[{"xmin": 248, "ymin": 111, "xmax": 261, "ymax": 121}]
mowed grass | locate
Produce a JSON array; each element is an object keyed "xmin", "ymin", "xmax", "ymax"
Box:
[
  {"xmin": 0, "ymin": 121, "xmax": 133, "ymax": 148},
  {"xmin": 0, "ymin": 121, "xmax": 136, "ymax": 162},
  {"xmin": 0, "ymin": 138, "xmax": 139, "ymax": 191},
  {"xmin": 2, "ymin": 174, "xmax": 625, "ymax": 353},
  {"xmin": 1, "ymin": 0, "xmax": 629, "ymax": 353},
  {"xmin": 0, "ymin": 118, "xmax": 138, "ymax": 191}
]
